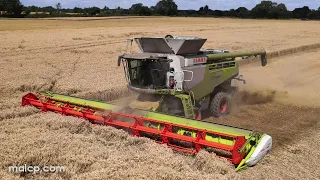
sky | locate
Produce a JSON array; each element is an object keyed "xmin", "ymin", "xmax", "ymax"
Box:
[{"xmin": 21, "ymin": 0, "xmax": 320, "ymax": 11}]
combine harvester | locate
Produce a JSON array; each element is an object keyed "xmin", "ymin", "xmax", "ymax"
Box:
[{"xmin": 22, "ymin": 35, "xmax": 272, "ymax": 171}]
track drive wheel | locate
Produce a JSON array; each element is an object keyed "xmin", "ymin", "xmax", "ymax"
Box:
[{"xmin": 210, "ymin": 92, "xmax": 231, "ymax": 117}]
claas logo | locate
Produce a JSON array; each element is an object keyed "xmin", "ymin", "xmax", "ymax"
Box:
[{"xmin": 193, "ymin": 57, "xmax": 207, "ymax": 63}]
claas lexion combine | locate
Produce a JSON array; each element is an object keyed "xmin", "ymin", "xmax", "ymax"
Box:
[{"xmin": 22, "ymin": 35, "xmax": 272, "ymax": 171}]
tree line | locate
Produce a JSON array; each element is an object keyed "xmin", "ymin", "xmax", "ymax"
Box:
[{"xmin": 1, "ymin": 0, "xmax": 319, "ymax": 20}]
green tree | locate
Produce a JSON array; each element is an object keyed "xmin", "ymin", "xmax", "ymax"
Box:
[
  {"xmin": 267, "ymin": 3, "xmax": 288, "ymax": 19},
  {"xmin": 228, "ymin": 9, "xmax": 237, "ymax": 17},
  {"xmin": 56, "ymin": 3, "xmax": 61, "ymax": 10},
  {"xmin": 154, "ymin": 0, "xmax": 178, "ymax": 16},
  {"xmin": 251, "ymin": 1, "xmax": 277, "ymax": 18},
  {"xmin": 130, "ymin": 3, "xmax": 151, "ymax": 16},
  {"xmin": 55, "ymin": 2, "xmax": 61, "ymax": 14},
  {"xmin": 0, "ymin": 0, "xmax": 3, "ymax": 11},
  {"xmin": 73, "ymin": 7, "xmax": 82, "ymax": 14},
  {"xmin": 114, "ymin": 6, "xmax": 122, "ymax": 15},
  {"xmin": 102, "ymin": 6, "xmax": 108, "ymax": 11},
  {"xmin": 198, "ymin": 5, "xmax": 210, "ymax": 16},
  {"xmin": 22, "ymin": 6, "xmax": 31, "ymax": 14},
  {"xmin": 203, "ymin": 5, "xmax": 209, "ymax": 15},
  {"xmin": 235, "ymin": 7, "xmax": 249, "ymax": 18},
  {"xmin": 150, "ymin": 6, "xmax": 156, "ymax": 14},
  {"xmin": 307, "ymin": 10, "xmax": 320, "ymax": 19},
  {"xmin": 101, "ymin": 6, "xmax": 110, "ymax": 15},
  {"xmin": 293, "ymin": 6, "xmax": 311, "ymax": 19},
  {"xmin": 276, "ymin": 3, "xmax": 287, "ymax": 11},
  {"xmin": 275, "ymin": 3, "xmax": 290, "ymax": 18},
  {"xmin": 84, "ymin": 6, "xmax": 100, "ymax": 16},
  {"xmin": 130, "ymin": 3, "xmax": 143, "ymax": 14},
  {"xmin": 28, "ymin": 5, "xmax": 39, "ymax": 12},
  {"xmin": 42, "ymin": 6, "xmax": 55, "ymax": 14},
  {"xmin": 1, "ymin": 0, "xmax": 23, "ymax": 15}
]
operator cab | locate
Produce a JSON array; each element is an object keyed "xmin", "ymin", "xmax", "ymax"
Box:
[
  {"xmin": 118, "ymin": 35, "xmax": 208, "ymax": 92},
  {"xmin": 120, "ymin": 53, "xmax": 170, "ymax": 89}
]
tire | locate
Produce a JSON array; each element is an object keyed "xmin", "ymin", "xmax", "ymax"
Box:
[{"xmin": 210, "ymin": 92, "xmax": 231, "ymax": 117}]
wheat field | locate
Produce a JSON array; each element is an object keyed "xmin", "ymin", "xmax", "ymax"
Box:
[{"xmin": 0, "ymin": 17, "xmax": 320, "ymax": 179}]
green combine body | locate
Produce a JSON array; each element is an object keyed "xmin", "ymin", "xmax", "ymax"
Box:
[{"xmin": 118, "ymin": 35, "xmax": 267, "ymax": 119}]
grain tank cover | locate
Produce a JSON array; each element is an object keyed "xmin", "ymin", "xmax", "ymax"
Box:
[
  {"xmin": 134, "ymin": 38, "xmax": 174, "ymax": 54},
  {"xmin": 134, "ymin": 36, "xmax": 207, "ymax": 55}
]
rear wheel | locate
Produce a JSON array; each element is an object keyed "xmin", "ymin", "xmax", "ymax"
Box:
[{"xmin": 210, "ymin": 92, "xmax": 231, "ymax": 117}]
